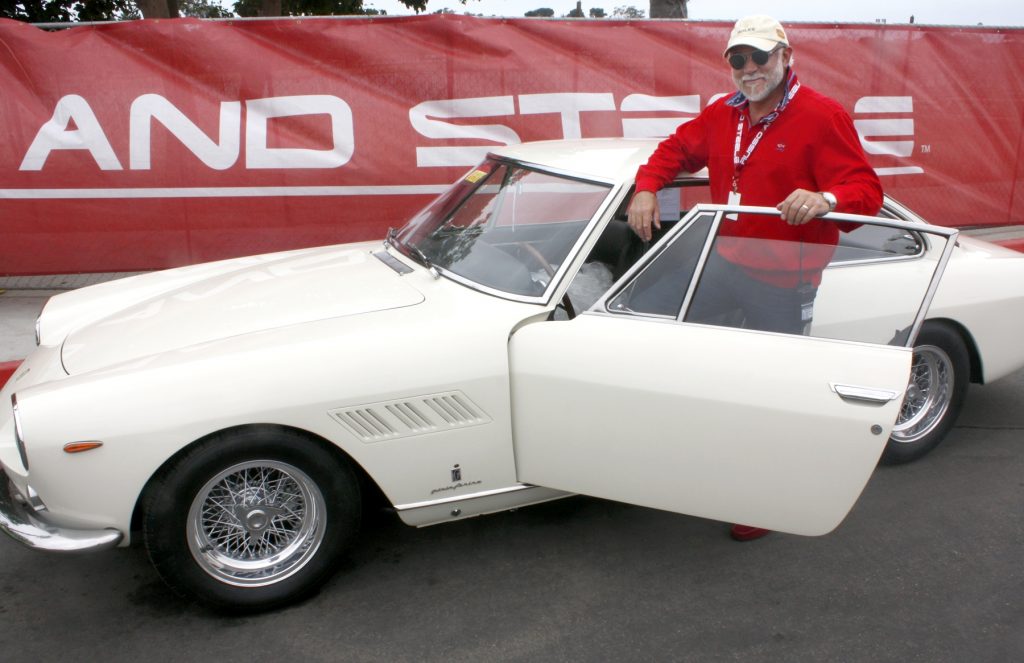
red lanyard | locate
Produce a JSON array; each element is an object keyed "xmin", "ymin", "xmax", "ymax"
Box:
[{"xmin": 731, "ymin": 81, "xmax": 801, "ymax": 193}]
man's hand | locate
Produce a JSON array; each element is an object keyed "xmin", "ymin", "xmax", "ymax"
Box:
[
  {"xmin": 627, "ymin": 191, "xmax": 661, "ymax": 242},
  {"xmin": 777, "ymin": 189, "xmax": 830, "ymax": 226}
]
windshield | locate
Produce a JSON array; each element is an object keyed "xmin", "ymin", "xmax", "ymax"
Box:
[{"xmin": 394, "ymin": 160, "xmax": 614, "ymax": 297}]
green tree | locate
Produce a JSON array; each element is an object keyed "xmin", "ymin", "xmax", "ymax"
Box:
[
  {"xmin": 179, "ymin": 0, "xmax": 231, "ymax": 17},
  {"xmin": 524, "ymin": 7, "xmax": 554, "ymax": 17},
  {"xmin": 612, "ymin": 5, "xmax": 644, "ymax": 18},
  {"xmin": 589, "ymin": 7, "xmax": 606, "ymax": 18},
  {"xmin": 1, "ymin": 0, "xmax": 467, "ymax": 21},
  {"xmin": 3, "ymin": 0, "xmax": 138, "ymax": 21},
  {"xmin": 232, "ymin": 0, "xmax": 427, "ymax": 17}
]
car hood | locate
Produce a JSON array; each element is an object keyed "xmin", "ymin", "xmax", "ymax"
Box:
[{"xmin": 61, "ymin": 247, "xmax": 424, "ymax": 375}]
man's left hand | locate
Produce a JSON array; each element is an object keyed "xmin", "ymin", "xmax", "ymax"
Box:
[{"xmin": 777, "ymin": 189, "xmax": 830, "ymax": 225}]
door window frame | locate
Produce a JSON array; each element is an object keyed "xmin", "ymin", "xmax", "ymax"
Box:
[{"xmin": 588, "ymin": 204, "xmax": 959, "ymax": 350}]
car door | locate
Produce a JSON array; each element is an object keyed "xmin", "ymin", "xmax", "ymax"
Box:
[{"xmin": 510, "ymin": 205, "xmax": 957, "ymax": 536}]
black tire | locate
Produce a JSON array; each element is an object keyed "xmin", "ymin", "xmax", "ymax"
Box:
[
  {"xmin": 142, "ymin": 427, "xmax": 361, "ymax": 611},
  {"xmin": 881, "ymin": 321, "xmax": 970, "ymax": 465}
]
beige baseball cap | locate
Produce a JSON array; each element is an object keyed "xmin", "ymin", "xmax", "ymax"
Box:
[{"xmin": 724, "ymin": 15, "xmax": 789, "ymax": 55}]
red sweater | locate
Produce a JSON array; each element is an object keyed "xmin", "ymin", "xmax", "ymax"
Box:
[{"xmin": 635, "ymin": 72, "xmax": 882, "ymax": 286}]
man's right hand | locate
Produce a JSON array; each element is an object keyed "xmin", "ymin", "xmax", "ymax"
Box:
[{"xmin": 627, "ymin": 191, "xmax": 661, "ymax": 242}]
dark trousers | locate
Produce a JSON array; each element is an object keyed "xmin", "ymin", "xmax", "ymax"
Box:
[{"xmin": 685, "ymin": 251, "xmax": 815, "ymax": 335}]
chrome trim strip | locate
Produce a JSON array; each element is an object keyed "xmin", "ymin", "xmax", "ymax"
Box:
[
  {"xmin": 0, "ymin": 473, "xmax": 123, "ymax": 553},
  {"xmin": 394, "ymin": 484, "xmax": 536, "ymax": 511},
  {"xmin": 373, "ymin": 250, "xmax": 413, "ymax": 275},
  {"xmin": 11, "ymin": 394, "xmax": 28, "ymax": 471},
  {"xmin": 908, "ymin": 228, "xmax": 959, "ymax": 347},
  {"xmin": 677, "ymin": 211, "xmax": 724, "ymax": 322},
  {"xmin": 485, "ymin": 153, "xmax": 619, "ymax": 186},
  {"xmin": 828, "ymin": 253, "xmax": 922, "ymax": 269}
]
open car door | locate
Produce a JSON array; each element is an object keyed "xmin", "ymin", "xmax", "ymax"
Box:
[{"xmin": 510, "ymin": 205, "xmax": 957, "ymax": 535}]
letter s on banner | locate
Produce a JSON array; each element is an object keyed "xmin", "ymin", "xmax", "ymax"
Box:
[
  {"xmin": 20, "ymin": 94, "xmax": 123, "ymax": 171},
  {"xmin": 246, "ymin": 95, "xmax": 354, "ymax": 169},
  {"xmin": 410, "ymin": 96, "xmax": 520, "ymax": 168}
]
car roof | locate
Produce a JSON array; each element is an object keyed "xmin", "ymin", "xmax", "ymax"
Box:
[{"xmin": 490, "ymin": 138, "xmax": 708, "ymax": 184}]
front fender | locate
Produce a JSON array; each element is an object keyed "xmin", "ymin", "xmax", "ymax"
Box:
[{"xmin": 13, "ymin": 294, "xmax": 535, "ymax": 537}]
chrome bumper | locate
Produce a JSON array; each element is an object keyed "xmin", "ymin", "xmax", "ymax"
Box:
[{"xmin": 0, "ymin": 472, "xmax": 123, "ymax": 553}]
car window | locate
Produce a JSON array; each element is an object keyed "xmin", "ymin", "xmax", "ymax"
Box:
[
  {"xmin": 832, "ymin": 223, "xmax": 924, "ymax": 263},
  {"xmin": 597, "ymin": 208, "xmax": 952, "ymax": 347},
  {"xmin": 396, "ymin": 160, "xmax": 612, "ymax": 298},
  {"xmin": 606, "ymin": 212, "xmax": 715, "ymax": 318}
]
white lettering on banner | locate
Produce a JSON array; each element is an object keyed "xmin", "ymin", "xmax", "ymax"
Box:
[
  {"xmin": 412, "ymin": 93, "xmax": 703, "ymax": 167},
  {"xmin": 20, "ymin": 93, "xmax": 355, "ymax": 172},
  {"xmin": 246, "ymin": 95, "xmax": 354, "ymax": 169},
  {"xmin": 130, "ymin": 94, "xmax": 241, "ymax": 170},
  {"xmin": 853, "ymin": 96, "xmax": 924, "ymax": 176},
  {"xmin": 409, "ymin": 96, "xmax": 520, "ymax": 168},
  {"xmin": 518, "ymin": 93, "xmax": 616, "ymax": 139},
  {"xmin": 20, "ymin": 95, "xmax": 123, "ymax": 171},
  {"xmin": 15, "ymin": 92, "xmax": 926, "ymax": 180},
  {"xmin": 0, "ymin": 185, "xmax": 450, "ymax": 199},
  {"xmin": 620, "ymin": 95, "xmax": 700, "ymax": 138}
]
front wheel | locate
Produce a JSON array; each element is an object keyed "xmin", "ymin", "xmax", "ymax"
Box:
[
  {"xmin": 142, "ymin": 427, "xmax": 361, "ymax": 611},
  {"xmin": 881, "ymin": 322, "xmax": 970, "ymax": 464}
]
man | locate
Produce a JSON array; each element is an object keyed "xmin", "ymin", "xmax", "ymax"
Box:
[{"xmin": 627, "ymin": 15, "xmax": 883, "ymax": 540}]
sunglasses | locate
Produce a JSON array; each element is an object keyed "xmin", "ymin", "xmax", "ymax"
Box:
[{"xmin": 727, "ymin": 46, "xmax": 783, "ymax": 70}]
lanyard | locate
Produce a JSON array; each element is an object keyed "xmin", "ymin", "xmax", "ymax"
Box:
[{"xmin": 731, "ymin": 81, "xmax": 800, "ymax": 193}]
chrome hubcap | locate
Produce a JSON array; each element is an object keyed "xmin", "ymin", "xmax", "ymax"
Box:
[
  {"xmin": 891, "ymin": 345, "xmax": 953, "ymax": 444},
  {"xmin": 187, "ymin": 460, "xmax": 326, "ymax": 587}
]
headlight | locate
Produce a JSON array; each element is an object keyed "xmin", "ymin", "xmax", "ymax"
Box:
[{"xmin": 11, "ymin": 394, "xmax": 29, "ymax": 471}]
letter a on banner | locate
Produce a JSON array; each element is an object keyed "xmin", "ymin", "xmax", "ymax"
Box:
[{"xmin": 20, "ymin": 95, "xmax": 123, "ymax": 171}]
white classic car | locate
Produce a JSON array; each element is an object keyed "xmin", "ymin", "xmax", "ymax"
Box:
[{"xmin": 3, "ymin": 139, "xmax": 1024, "ymax": 611}]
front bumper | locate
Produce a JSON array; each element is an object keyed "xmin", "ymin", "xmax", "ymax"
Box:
[{"xmin": 1, "ymin": 471, "xmax": 122, "ymax": 553}]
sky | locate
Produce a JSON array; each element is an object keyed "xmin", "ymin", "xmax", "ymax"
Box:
[{"xmin": 362, "ymin": 0, "xmax": 1024, "ymax": 26}]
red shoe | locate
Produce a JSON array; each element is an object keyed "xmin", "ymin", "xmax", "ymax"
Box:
[{"xmin": 730, "ymin": 524, "xmax": 771, "ymax": 542}]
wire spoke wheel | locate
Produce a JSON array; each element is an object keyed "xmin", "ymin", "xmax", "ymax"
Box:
[
  {"xmin": 186, "ymin": 460, "xmax": 326, "ymax": 588},
  {"xmin": 881, "ymin": 322, "xmax": 969, "ymax": 465},
  {"xmin": 891, "ymin": 344, "xmax": 952, "ymax": 444}
]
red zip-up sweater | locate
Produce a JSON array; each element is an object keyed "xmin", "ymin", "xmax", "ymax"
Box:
[{"xmin": 635, "ymin": 71, "xmax": 882, "ymax": 286}]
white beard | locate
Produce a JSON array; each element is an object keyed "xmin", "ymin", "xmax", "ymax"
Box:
[{"xmin": 734, "ymin": 58, "xmax": 786, "ymax": 103}]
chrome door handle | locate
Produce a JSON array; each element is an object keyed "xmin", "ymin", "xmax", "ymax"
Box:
[{"xmin": 831, "ymin": 383, "xmax": 901, "ymax": 405}]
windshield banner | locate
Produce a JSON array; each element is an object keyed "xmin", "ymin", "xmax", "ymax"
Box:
[{"xmin": 0, "ymin": 15, "xmax": 1021, "ymax": 274}]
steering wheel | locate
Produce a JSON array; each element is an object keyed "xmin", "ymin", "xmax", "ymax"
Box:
[{"xmin": 517, "ymin": 241, "xmax": 577, "ymax": 319}]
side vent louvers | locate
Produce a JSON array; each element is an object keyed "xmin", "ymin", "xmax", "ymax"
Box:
[{"xmin": 330, "ymin": 391, "xmax": 490, "ymax": 443}]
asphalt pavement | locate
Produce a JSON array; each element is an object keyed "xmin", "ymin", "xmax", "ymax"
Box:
[{"xmin": 0, "ymin": 283, "xmax": 1022, "ymax": 662}]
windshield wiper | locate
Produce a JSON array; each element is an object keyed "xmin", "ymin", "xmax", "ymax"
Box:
[{"xmin": 387, "ymin": 227, "xmax": 440, "ymax": 279}]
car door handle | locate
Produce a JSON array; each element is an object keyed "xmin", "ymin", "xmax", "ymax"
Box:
[{"xmin": 830, "ymin": 383, "xmax": 901, "ymax": 405}]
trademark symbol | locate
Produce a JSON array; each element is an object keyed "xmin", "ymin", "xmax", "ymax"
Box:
[{"xmin": 920, "ymin": 145, "xmax": 931, "ymax": 154}]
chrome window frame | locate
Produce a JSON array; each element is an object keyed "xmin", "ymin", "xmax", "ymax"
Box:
[{"xmin": 588, "ymin": 203, "xmax": 958, "ymax": 349}]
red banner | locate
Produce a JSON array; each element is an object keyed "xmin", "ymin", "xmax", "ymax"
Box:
[{"xmin": 1, "ymin": 16, "xmax": 1022, "ymax": 275}]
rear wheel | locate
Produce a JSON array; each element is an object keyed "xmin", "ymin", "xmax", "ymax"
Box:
[
  {"xmin": 142, "ymin": 427, "xmax": 360, "ymax": 611},
  {"xmin": 882, "ymin": 322, "xmax": 969, "ymax": 464}
]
